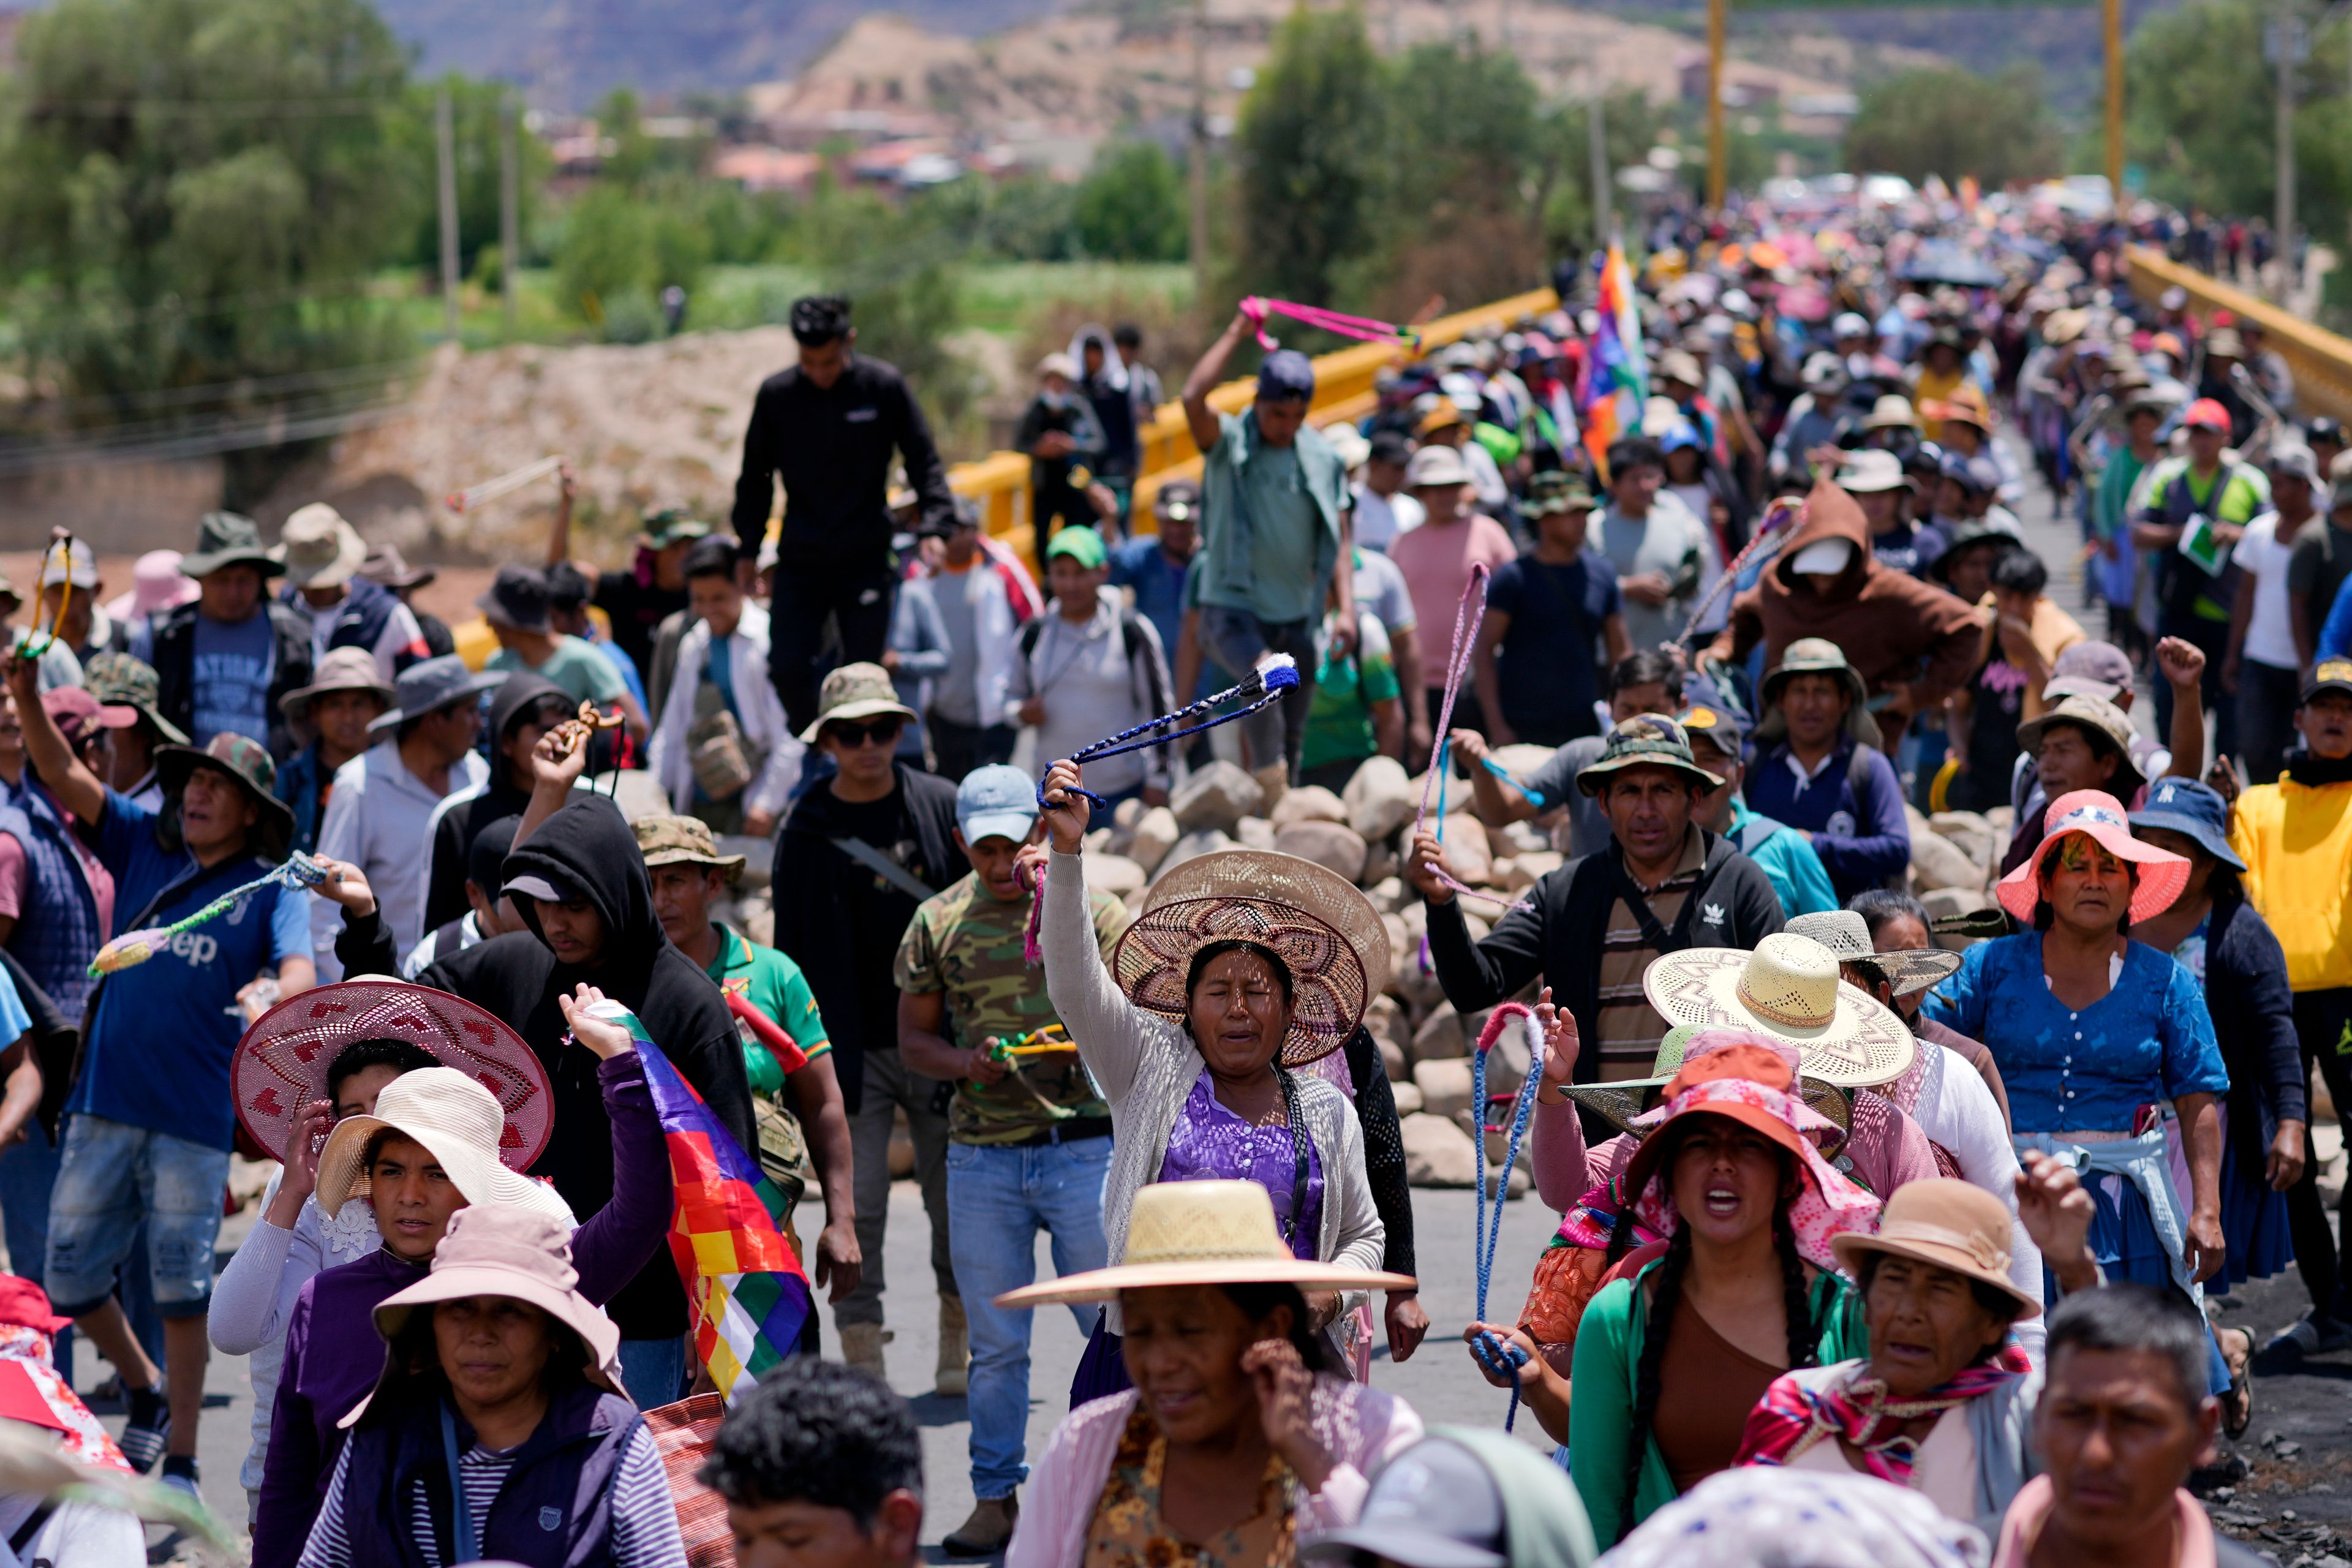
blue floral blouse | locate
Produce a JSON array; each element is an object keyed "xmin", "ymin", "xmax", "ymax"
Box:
[{"xmin": 1924, "ymin": 933, "xmax": 2230, "ymax": 1134}]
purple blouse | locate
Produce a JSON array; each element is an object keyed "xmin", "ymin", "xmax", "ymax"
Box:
[{"xmin": 1158, "ymin": 1068, "xmax": 1324, "ymax": 1257}]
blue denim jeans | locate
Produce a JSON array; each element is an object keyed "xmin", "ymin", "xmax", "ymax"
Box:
[
  {"xmin": 0, "ymin": 1125, "xmax": 69, "ymax": 1377},
  {"xmin": 947, "ymin": 1136, "xmax": 1112, "ymax": 1498},
  {"xmin": 44, "ymin": 1115, "xmax": 230, "ymax": 1319},
  {"xmin": 616, "ymin": 1334, "xmax": 691, "ymax": 1410}
]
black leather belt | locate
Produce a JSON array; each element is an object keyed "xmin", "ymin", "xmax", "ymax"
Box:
[{"xmin": 1000, "ymin": 1117, "xmax": 1114, "ymax": 1148}]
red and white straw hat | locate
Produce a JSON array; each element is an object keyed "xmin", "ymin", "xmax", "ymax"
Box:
[
  {"xmin": 233, "ymin": 979, "xmax": 552, "ymax": 1171},
  {"xmin": 1996, "ymin": 788, "xmax": 2188, "ymax": 926}
]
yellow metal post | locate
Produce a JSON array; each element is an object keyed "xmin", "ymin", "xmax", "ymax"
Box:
[
  {"xmin": 2105, "ymin": 0, "xmax": 2125, "ymax": 204},
  {"xmin": 1707, "ymin": 0, "xmax": 1727, "ymax": 210}
]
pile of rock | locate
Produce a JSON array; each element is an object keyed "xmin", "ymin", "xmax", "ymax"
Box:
[
  {"xmin": 1903, "ymin": 802, "xmax": 2013, "ymax": 947},
  {"xmin": 1088, "ymin": 752, "xmax": 1562, "ymax": 1195}
]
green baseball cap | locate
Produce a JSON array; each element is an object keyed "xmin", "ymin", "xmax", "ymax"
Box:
[{"xmin": 1044, "ymin": 526, "xmax": 1107, "ymax": 570}]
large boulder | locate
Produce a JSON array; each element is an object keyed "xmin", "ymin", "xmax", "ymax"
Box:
[
  {"xmin": 1271, "ymin": 785, "xmax": 1348, "ymax": 829},
  {"xmin": 1365, "ymin": 876, "xmax": 1411, "ymax": 914},
  {"xmin": 1084, "ymin": 854, "xmax": 1147, "ymax": 899},
  {"xmin": 1908, "ymin": 829, "xmax": 1983, "ymax": 897},
  {"xmin": 1344, "ymin": 756, "xmax": 1418, "ymax": 841},
  {"xmin": 1412, "ymin": 1057, "xmax": 1476, "ymax": 1120},
  {"xmin": 1172, "ymin": 761, "xmax": 1264, "ymax": 835},
  {"xmin": 1506, "ymin": 850, "xmax": 1564, "ymax": 893},
  {"xmin": 1274, "ymin": 820, "xmax": 1370, "ymax": 882},
  {"xmin": 1235, "ymin": 816, "xmax": 1277, "ymax": 850},
  {"xmin": 1411, "ymin": 1002, "xmax": 1465, "ymax": 1063},
  {"xmin": 1362, "ymin": 838, "xmax": 1399, "ymax": 887},
  {"xmin": 1390, "ymin": 1081, "xmax": 1425, "ymax": 1116},
  {"xmin": 1498, "ymin": 818, "xmax": 1552, "ymax": 856},
  {"xmin": 1364, "ymin": 992, "xmax": 1409, "ymax": 1054},
  {"xmin": 1479, "ymin": 1008, "xmax": 1533, "ymax": 1097},
  {"xmin": 1158, "ymin": 827, "xmax": 1235, "ymax": 876},
  {"xmin": 1402, "ymin": 1112, "xmax": 1480, "ymax": 1188},
  {"xmin": 1931, "ymin": 810, "xmax": 1999, "ymax": 872},
  {"xmin": 1436, "ymin": 814, "xmax": 1493, "ymax": 886},
  {"xmin": 1128, "ymin": 807, "xmax": 1180, "ymax": 875},
  {"xmin": 1376, "ymin": 1035, "xmax": 1408, "ymax": 1083}
]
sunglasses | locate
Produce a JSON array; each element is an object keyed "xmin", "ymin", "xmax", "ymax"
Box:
[{"xmin": 824, "ymin": 716, "xmax": 904, "ymax": 748}]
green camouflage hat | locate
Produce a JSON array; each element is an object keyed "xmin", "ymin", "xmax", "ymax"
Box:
[
  {"xmin": 154, "ymin": 733, "xmax": 293, "ymax": 858},
  {"xmin": 1524, "ymin": 470, "xmax": 1597, "ymax": 516},
  {"xmin": 633, "ymin": 813, "xmax": 746, "ymax": 881},
  {"xmin": 1756, "ymin": 636, "xmax": 1882, "ymax": 750},
  {"xmin": 83, "ymin": 652, "xmax": 190, "ymax": 743},
  {"xmin": 797, "ymin": 661, "xmax": 918, "ymax": 745},
  {"xmin": 182, "ymin": 511, "xmax": 283, "ymax": 578},
  {"xmin": 1574, "ymin": 714, "xmax": 1721, "ymax": 796},
  {"xmin": 638, "ymin": 508, "xmax": 712, "ymax": 549}
]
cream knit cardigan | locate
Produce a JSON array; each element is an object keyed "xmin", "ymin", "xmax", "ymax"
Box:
[{"xmin": 1042, "ymin": 850, "xmax": 1385, "ymax": 1333}]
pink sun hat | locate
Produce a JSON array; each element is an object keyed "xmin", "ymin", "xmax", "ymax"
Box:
[
  {"xmin": 1995, "ymin": 788, "xmax": 2190, "ymax": 926},
  {"xmin": 102, "ymin": 549, "xmax": 202, "ymax": 625}
]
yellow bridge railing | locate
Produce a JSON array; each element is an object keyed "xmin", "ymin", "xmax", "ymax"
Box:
[
  {"xmin": 2124, "ymin": 246, "xmax": 2352, "ymax": 423},
  {"xmin": 949, "ymin": 285, "xmax": 1562, "ymax": 561}
]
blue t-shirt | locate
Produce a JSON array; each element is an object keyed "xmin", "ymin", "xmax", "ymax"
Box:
[
  {"xmin": 1109, "ymin": 537, "xmax": 1190, "ymax": 670},
  {"xmin": 1924, "ymin": 933, "xmax": 2229, "ymax": 1135},
  {"xmin": 187, "ymin": 611, "xmax": 276, "ymax": 747},
  {"xmin": 1487, "ymin": 551, "xmax": 1620, "ymax": 738},
  {"xmin": 0, "ymin": 964, "xmax": 29, "ymax": 1048},
  {"xmin": 74, "ymin": 790, "xmax": 314, "ymax": 1149},
  {"xmin": 595, "ymin": 635, "xmax": 650, "ymax": 713}
]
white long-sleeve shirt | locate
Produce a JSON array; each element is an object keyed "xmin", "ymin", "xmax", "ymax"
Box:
[
  {"xmin": 310, "ymin": 742, "xmax": 487, "ymax": 984},
  {"xmin": 646, "ymin": 601, "xmax": 802, "ymax": 821}
]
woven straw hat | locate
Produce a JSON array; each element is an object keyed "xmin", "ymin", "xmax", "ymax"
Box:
[
  {"xmin": 1114, "ymin": 850, "xmax": 1387, "ymax": 1066},
  {"xmin": 234, "ymin": 980, "xmax": 553, "ymax": 1169},
  {"xmin": 993, "ymin": 1180, "xmax": 1414, "ymax": 1308},
  {"xmin": 1559, "ymin": 1023, "xmax": 1855, "ymax": 1155},
  {"xmin": 1643, "ymin": 935, "xmax": 1916, "ymax": 1088},
  {"xmin": 313, "ymin": 1066, "xmax": 576, "ymax": 1224},
  {"xmin": 1782, "ymin": 910, "xmax": 1961, "ymax": 998}
]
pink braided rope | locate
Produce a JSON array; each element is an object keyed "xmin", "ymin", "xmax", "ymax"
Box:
[
  {"xmin": 1414, "ymin": 564, "xmax": 1529, "ymax": 917},
  {"xmin": 1240, "ymin": 296, "xmax": 1422, "ymax": 352}
]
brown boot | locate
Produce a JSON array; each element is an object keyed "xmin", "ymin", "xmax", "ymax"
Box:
[
  {"xmin": 937, "ymin": 1294, "xmax": 970, "ymax": 1397},
  {"xmin": 839, "ymin": 1321, "xmax": 891, "ymax": 1382},
  {"xmin": 943, "ymin": 1494, "xmax": 1018, "ymax": 1557}
]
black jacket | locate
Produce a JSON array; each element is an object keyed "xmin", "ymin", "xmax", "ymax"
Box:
[
  {"xmin": 148, "ymin": 599, "xmax": 315, "ymax": 760},
  {"xmin": 768, "ymin": 764, "xmax": 967, "ymax": 1112},
  {"xmin": 421, "ymin": 675, "xmax": 569, "ymax": 933},
  {"xmin": 728, "ymin": 354, "xmax": 956, "ymax": 568},
  {"xmin": 1340, "ymin": 1027, "xmax": 1413, "ymax": 1278},
  {"xmin": 337, "ymin": 795, "xmax": 750, "ymax": 1340},
  {"xmin": 1425, "ymin": 829, "xmax": 1785, "ymax": 1087},
  {"xmin": 2203, "ymin": 878, "xmax": 2307, "ymax": 1155}
]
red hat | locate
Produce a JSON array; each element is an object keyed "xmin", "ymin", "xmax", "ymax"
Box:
[
  {"xmin": 40, "ymin": 686, "xmax": 136, "ymax": 745},
  {"xmin": 0, "ymin": 1276, "xmax": 70, "ymax": 1336},
  {"xmin": 2183, "ymin": 398, "xmax": 2234, "ymax": 433},
  {"xmin": 1996, "ymin": 788, "xmax": 2189, "ymax": 926}
]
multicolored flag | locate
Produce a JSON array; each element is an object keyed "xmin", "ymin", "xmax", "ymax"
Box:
[
  {"xmin": 1578, "ymin": 243, "xmax": 1650, "ymax": 481},
  {"xmin": 599, "ymin": 1003, "xmax": 812, "ymax": 1400}
]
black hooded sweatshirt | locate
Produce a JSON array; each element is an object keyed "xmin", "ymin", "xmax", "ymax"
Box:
[
  {"xmin": 336, "ymin": 794, "xmax": 751, "ymax": 1341},
  {"xmin": 421, "ymin": 674, "xmax": 571, "ymax": 932}
]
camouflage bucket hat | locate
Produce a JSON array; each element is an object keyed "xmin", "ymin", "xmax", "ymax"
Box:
[
  {"xmin": 1575, "ymin": 714, "xmax": 1722, "ymax": 796},
  {"xmin": 1756, "ymin": 637, "xmax": 1882, "ymax": 750},
  {"xmin": 154, "ymin": 733, "xmax": 294, "ymax": 859},
  {"xmin": 82, "ymin": 652, "xmax": 190, "ymax": 743},
  {"xmin": 633, "ymin": 813, "xmax": 746, "ymax": 881},
  {"xmin": 1525, "ymin": 470, "xmax": 1597, "ymax": 516},
  {"xmin": 639, "ymin": 508, "xmax": 712, "ymax": 550},
  {"xmin": 797, "ymin": 661, "xmax": 918, "ymax": 745}
]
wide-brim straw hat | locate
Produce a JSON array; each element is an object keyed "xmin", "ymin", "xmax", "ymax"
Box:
[
  {"xmin": 1559, "ymin": 1023, "xmax": 1856, "ymax": 1154},
  {"xmin": 1995, "ymin": 788, "xmax": 2188, "ymax": 926},
  {"xmin": 235, "ymin": 980, "xmax": 554, "ymax": 1170},
  {"xmin": 1615, "ymin": 1041, "xmax": 1848, "ymax": 1211},
  {"xmin": 1643, "ymin": 935, "xmax": 1917, "ymax": 1088},
  {"xmin": 277, "ymin": 646, "xmax": 396, "ymax": 720},
  {"xmin": 345, "ymin": 1207, "xmax": 625, "ymax": 1430},
  {"xmin": 314, "ymin": 1066, "xmax": 575, "ymax": 1223},
  {"xmin": 1782, "ymin": 910, "xmax": 1962, "ymax": 998},
  {"xmin": 1114, "ymin": 850, "xmax": 1387, "ymax": 1067},
  {"xmin": 994, "ymin": 1180, "xmax": 1414, "ymax": 1309},
  {"xmin": 1831, "ymin": 1177, "xmax": 2041, "ymax": 1317}
]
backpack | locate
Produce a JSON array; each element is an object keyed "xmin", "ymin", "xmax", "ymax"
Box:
[{"xmin": 1019, "ymin": 607, "xmax": 1167, "ymax": 722}]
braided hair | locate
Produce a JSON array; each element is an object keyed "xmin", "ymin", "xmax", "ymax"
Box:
[{"xmin": 1612, "ymin": 1131, "xmax": 1818, "ymax": 1544}]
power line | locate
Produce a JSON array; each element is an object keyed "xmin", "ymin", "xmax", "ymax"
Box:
[
  {"xmin": 0, "ymin": 392, "xmax": 414, "ymax": 475},
  {"xmin": 20, "ymin": 97, "xmax": 404, "ymax": 119},
  {"xmin": 15, "ymin": 358, "xmax": 422, "ymax": 418}
]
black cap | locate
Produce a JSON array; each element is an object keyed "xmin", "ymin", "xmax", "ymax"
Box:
[{"xmin": 477, "ymin": 563, "xmax": 552, "ymax": 634}]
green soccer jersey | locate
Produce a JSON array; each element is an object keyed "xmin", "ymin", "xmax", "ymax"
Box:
[
  {"xmin": 894, "ymin": 870, "xmax": 1129, "ymax": 1144},
  {"xmin": 706, "ymin": 925, "xmax": 831, "ymax": 1098}
]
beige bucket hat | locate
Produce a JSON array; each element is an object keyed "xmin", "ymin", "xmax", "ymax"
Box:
[
  {"xmin": 1642, "ymin": 933, "xmax": 1916, "ymax": 1088},
  {"xmin": 274, "ymin": 503, "xmax": 368, "ymax": 590},
  {"xmin": 277, "ymin": 645, "xmax": 396, "ymax": 722},
  {"xmin": 1114, "ymin": 850, "xmax": 1387, "ymax": 1066},
  {"xmin": 1783, "ymin": 910, "xmax": 1961, "ymax": 998},
  {"xmin": 314, "ymin": 1066, "xmax": 576, "ymax": 1224},
  {"xmin": 994, "ymin": 1180, "xmax": 1414, "ymax": 1309},
  {"xmin": 1831, "ymin": 1177, "xmax": 2041, "ymax": 1317},
  {"xmin": 342, "ymin": 1205, "xmax": 625, "ymax": 1430}
]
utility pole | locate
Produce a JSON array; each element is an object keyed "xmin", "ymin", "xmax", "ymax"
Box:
[
  {"xmin": 1189, "ymin": 0, "xmax": 1210, "ymax": 310},
  {"xmin": 2275, "ymin": 0, "xmax": 2298, "ymax": 302},
  {"xmin": 1588, "ymin": 67, "xmax": 1613, "ymax": 249},
  {"xmin": 1705, "ymin": 0, "xmax": 1726, "ymax": 211},
  {"xmin": 2105, "ymin": 0, "xmax": 2124, "ymax": 206},
  {"xmin": 499, "ymin": 93, "xmax": 521, "ymax": 335},
  {"xmin": 436, "ymin": 83, "xmax": 461, "ymax": 341}
]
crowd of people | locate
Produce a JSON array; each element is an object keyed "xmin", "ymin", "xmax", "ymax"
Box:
[{"xmin": 0, "ymin": 181, "xmax": 2346, "ymax": 1567}]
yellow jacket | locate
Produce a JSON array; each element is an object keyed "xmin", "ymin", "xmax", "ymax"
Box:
[{"xmin": 2231, "ymin": 775, "xmax": 2352, "ymax": 992}]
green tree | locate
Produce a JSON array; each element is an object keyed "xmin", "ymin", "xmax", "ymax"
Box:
[
  {"xmin": 390, "ymin": 75, "xmax": 551, "ymax": 276},
  {"xmin": 1842, "ymin": 65, "xmax": 2061, "ymax": 187},
  {"xmin": 1074, "ymin": 140, "xmax": 1187, "ymax": 262},
  {"xmin": 1230, "ymin": 5, "xmax": 1386, "ymax": 305},
  {"xmin": 0, "ymin": 0, "xmax": 416, "ymax": 409}
]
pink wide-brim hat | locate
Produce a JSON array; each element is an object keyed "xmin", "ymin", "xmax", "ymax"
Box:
[{"xmin": 1996, "ymin": 788, "xmax": 2189, "ymax": 925}]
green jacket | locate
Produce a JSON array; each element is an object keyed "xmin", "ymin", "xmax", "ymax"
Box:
[
  {"xmin": 1438, "ymin": 1428, "xmax": 1598, "ymax": 1567},
  {"xmin": 1568, "ymin": 1257, "xmax": 1866, "ymax": 1546}
]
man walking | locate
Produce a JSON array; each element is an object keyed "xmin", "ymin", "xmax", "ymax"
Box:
[
  {"xmin": 1178, "ymin": 308, "xmax": 1355, "ymax": 790},
  {"xmin": 2133, "ymin": 398, "xmax": 2268, "ymax": 761},
  {"xmin": 646, "ymin": 537, "xmax": 797, "ymax": 838},
  {"xmin": 273, "ymin": 649, "xmax": 394, "ymax": 858},
  {"xmin": 7, "ymin": 654, "xmax": 315, "ymax": 1497},
  {"xmin": 272, "ymin": 504, "xmax": 429, "ymax": 683},
  {"xmin": 132, "ymin": 512, "xmax": 315, "ymax": 758},
  {"xmin": 895, "ymin": 766, "xmax": 1127, "ymax": 1555},
  {"xmin": 771, "ymin": 664, "xmax": 967, "ymax": 1381},
  {"xmin": 1741, "ymin": 640, "xmax": 1912, "ymax": 905},
  {"xmin": 308, "ymin": 655, "xmax": 496, "ymax": 981},
  {"xmin": 1009, "ymin": 528, "xmax": 1172, "ymax": 826},
  {"xmin": 731, "ymin": 296, "xmax": 959, "ymax": 734},
  {"xmin": 2229, "ymin": 444, "xmax": 2321, "ymax": 782}
]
